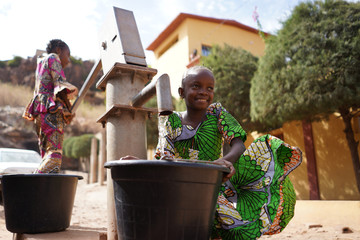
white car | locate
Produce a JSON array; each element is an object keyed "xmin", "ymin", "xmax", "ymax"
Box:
[{"xmin": 0, "ymin": 148, "xmax": 42, "ymax": 204}]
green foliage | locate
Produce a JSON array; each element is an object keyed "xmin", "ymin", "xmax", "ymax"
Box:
[
  {"xmin": 70, "ymin": 56, "xmax": 83, "ymax": 65},
  {"xmin": 63, "ymin": 137, "xmax": 77, "ymax": 158},
  {"xmin": 251, "ymin": 0, "xmax": 360, "ymax": 128},
  {"xmin": 145, "ymin": 96, "xmax": 178, "ymax": 149},
  {"xmin": 174, "ymin": 98, "xmax": 186, "ymax": 112},
  {"xmin": 145, "ymin": 97, "xmax": 159, "ymax": 149},
  {"xmin": 201, "ymin": 44, "xmax": 262, "ymax": 131},
  {"xmin": 72, "ymin": 134, "xmax": 95, "ymax": 158},
  {"xmin": 0, "ymin": 61, "xmax": 6, "ymax": 68},
  {"xmin": 7, "ymin": 56, "xmax": 23, "ymax": 68},
  {"xmin": 63, "ymin": 134, "xmax": 96, "ymax": 158},
  {"xmin": 63, "ymin": 137, "xmax": 74, "ymax": 158}
]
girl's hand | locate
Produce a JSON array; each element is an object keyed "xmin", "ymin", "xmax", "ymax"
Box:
[
  {"xmin": 213, "ymin": 159, "xmax": 235, "ymax": 182},
  {"xmin": 63, "ymin": 111, "xmax": 75, "ymax": 124},
  {"xmin": 67, "ymin": 88, "xmax": 78, "ymax": 100}
]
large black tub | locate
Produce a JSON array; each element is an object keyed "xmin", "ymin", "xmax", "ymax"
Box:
[
  {"xmin": 1, "ymin": 173, "xmax": 83, "ymax": 234},
  {"xmin": 105, "ymin": 159, "xmax": 229, "ymax": 240}
]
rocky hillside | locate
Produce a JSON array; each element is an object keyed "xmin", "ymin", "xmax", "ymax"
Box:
[
  {"xmin": 0, "ymin": 106, "xmax": 38, "ymax": 150},
  {"xmin": 0, "ymin": 105, "xmax": 103, "ymax": 151},
  {"xmin": 0, "ymin": 55, "xmax": 102, "ymax": 90},
  {"xmin": 0, "ymin": 55, "xmax": 105, "ymax": 151}
]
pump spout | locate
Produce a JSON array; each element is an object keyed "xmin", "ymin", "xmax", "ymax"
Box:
[{"xmin": 131, "ymin": 74, "xmax": 173, "ymax": 115}]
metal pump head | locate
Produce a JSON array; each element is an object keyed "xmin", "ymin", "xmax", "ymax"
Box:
[{"xmin": 99, "ymin": 7, "xmax": 147, "ymax": 73}]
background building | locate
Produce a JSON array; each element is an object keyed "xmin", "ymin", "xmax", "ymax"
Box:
[{"xmin": 147, "ymin": 13, "xmax": 267, "ymax": 97}]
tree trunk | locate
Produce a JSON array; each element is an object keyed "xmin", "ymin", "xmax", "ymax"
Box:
[{"xmin": 338, "ymin": 107, "xmax": 360, "ymax": 193}]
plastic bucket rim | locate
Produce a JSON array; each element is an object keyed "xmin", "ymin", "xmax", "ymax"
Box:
[
  {"xmin": 0, "ymin": 173, "xmax": 84, "ymax": 180},
  {"xmin": 104, "ymin": 159, "xmax": 230, "ymax": 173}
]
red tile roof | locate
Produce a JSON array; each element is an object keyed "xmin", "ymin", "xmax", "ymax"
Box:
[{"xmin": 146, "ymin": 12, "xmax": 269, "ymax": 51}]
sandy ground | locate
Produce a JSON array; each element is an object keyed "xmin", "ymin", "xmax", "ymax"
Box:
[{"xmin": 1, "ymin": 171, "xmax": 359, "ymax": 240}]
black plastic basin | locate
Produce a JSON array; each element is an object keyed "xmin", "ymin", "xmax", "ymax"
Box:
[
  {"xmin": 105, "ymin": 159, "xmax": 229, "ymax": 240},
  {"xmin": 1, "ymin": 173, "xmax": 83, "ymax": 234}
]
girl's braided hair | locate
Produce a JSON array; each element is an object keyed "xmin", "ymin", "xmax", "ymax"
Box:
[{"xmin": 46, "ymin": 39, "xmax": 68, "ymax": 54}]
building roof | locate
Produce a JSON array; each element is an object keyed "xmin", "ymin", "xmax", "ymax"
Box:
[{"xmin": 146, "ymin": 12, "xmax": 268, "ymax": 51}]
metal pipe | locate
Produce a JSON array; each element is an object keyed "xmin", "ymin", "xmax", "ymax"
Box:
[
  {"xmin": 89, "ymin": 137, "xmax": 98, "ymax": 183},
  {"xmin": 71, "ymin": 59, "xmax": 102, "ymax": 113},
  {"xmin": 131, "ymin": 74, "xmax": 173, "ymax": 115},
  {"xmin": 98, "ymin": 129, "xmax": 106, "ymax": 185}
]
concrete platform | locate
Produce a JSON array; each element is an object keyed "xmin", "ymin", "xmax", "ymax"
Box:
[
  {"xmin": 13, "ymin": 227, "xmax": 107, "ymax": 240},
  {"xmin": 11, "ymin": 200, "xmax": 360, "ymax": 240}
]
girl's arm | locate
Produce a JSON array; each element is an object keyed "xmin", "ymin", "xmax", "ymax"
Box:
[
  {"xmin": 213, "ymin": 137, "xmax": 245, "ymax": 182},
  {"xmin": 223, "ymin": 137, "xmax": 246, "ymax": 164}
]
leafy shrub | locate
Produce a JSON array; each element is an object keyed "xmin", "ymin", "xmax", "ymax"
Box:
[
  {"xmin": 7, "ymin": 56, "xmax": 23, "ymax": 68},
  {"xmin": 0, "ymin": 61, "xmax": 6, "ymax": 68},
  {"xmin": 70, "ymin": 56, "xmax": 83, "ymax": 65},
  {"xmin": 63, "ymin": 134, "xmax": 97, "ymax": 159},
  {"xmin": 63, "ymin": 137, "xmax": 77, "ymax": 158}
]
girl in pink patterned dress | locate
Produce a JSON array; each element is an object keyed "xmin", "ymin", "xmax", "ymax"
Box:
[{"xmin": 23, "ymin": 39, "xmax": 78, "ymax": 173}]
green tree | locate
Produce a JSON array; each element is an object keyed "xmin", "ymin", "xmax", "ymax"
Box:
[
  {"xmin": 70, "ymin": 56, "xmax": 83, "ymax": 65},
  {"xmin": 174, "ymin": 97, "xmax": 186, "ymax": 112},
  {"xmin": 202, "ymin": 44, "xmax": 261, "ymax": 131},
  {"xmin": 0, "ymin": 61, "xmax": 6, "ymax": 68},
  {"xmin": 251, "ymin": 0, "xmax": 360, "ymax": 191},
  {"xmin": 145, "ymin": 96, "xmax": 178, "ymax": 149},
  {"xmin": 145, "ymin": 97, "xmax": 159, "ymax": 149},
  {"xmin": 7, "ymin": 56, "xmax": 23, "ymax": 68}
]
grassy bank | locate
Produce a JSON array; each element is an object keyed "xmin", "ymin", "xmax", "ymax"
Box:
[
  {"xmin": 0, "ymin": 81, "xmax": 105, "ymax": 120},
  {"xmin": 0, "ymin": 82, "xmax": 33, "ymax": 107}
]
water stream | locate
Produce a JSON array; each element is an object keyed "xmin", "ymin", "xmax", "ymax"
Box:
[{"xmin": 157, "ymin": 115, "xmax": 168, "ymax": 159}]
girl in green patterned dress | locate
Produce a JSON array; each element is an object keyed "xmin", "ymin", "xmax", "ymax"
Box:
[{"xmin": 154, "ymin": 66, "xmax": 302, "ymax": 240}]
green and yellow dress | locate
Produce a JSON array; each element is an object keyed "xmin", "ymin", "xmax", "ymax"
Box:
[{"xmin": 155, "ymin": 102, "xmax": 302, "ymax": 240}]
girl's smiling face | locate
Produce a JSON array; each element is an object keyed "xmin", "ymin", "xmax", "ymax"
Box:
[{"xmin": 180, "ymin": 69, "xmax": 215, "ymax": 111}]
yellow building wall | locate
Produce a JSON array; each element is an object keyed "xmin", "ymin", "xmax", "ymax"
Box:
[
  {"xmin": 281, "ymin": 115, "xmax": 360, "ymax": 200},
  {"xmin": 152, "ymin": 22, "xmax": 188, "ymax": 97},
  {"xmin": 186, "ymin": 18, "xmax": 265, "ymax": 58},
  {"xmin": 155, "ymin": 38, "xmax": 189, "ymax": 97},
  {"xmin": 312, "ymin": 114, "xmax": 360, "ymax": 200},
  {"xmin": 152, "ymin": 18, "xmax": 266, "ymax": 97},
  {"xmin": 282, "ymin": 121, "xmax": 310, "ymax": 200}
]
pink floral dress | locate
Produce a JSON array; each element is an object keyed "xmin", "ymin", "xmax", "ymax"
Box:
[{"xmin": 23, "ymin": 53, "xmax": 77, "ymax": 173}]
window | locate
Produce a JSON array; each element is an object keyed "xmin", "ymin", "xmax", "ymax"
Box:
[{"xmin": 201, "ymin": 45, "xmax": 212, "ymax": 56}]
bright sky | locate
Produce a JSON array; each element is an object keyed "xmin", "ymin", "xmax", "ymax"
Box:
[{"xmin": 0, "ymin": 0, "xmax": 354, "ymax": 64}]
